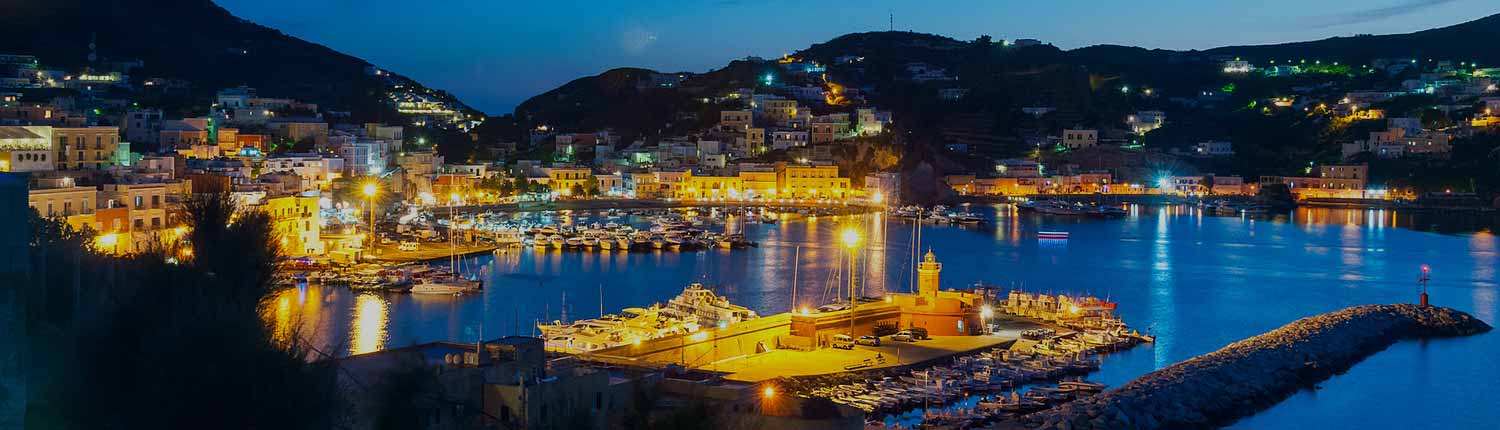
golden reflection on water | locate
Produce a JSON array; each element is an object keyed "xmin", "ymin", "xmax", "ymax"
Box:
[
  {"xmin": 270, "ymin": 294, "xmax": 292, "ymax": 344},
  {"xmin": 351, "ymin": 293, "xmax": 389, "ymax": 355}
]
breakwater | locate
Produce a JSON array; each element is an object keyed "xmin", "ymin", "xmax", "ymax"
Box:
[{"xmin": 1023, "ymin": 304, "xmax": 1491, "ymax": 430}]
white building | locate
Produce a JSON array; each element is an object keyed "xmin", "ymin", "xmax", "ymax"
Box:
[
  {"xmin": 1194, "ymin": 141, "xmax": 1234, "ymax": 156},
  {"xmin": 1126, "ymin": 111, "xmax": 1165, "ymax": 134},
  {"xmin": 0, "ymin": 126, "xmax": 53, "ymax": 172},
  {"xmin": 1061, "ymin": 129, "xmax": 1097, "ymax": 150},
  {"xmin": 263, "ymin": 155, "xmax": 345, "ymax": 190},
  {"xmin": 338, "ymin": 140, "xmax": 389, "ymax": 176},
  {"xmin": 1222, "ymin": 60, "xmax": 1252, "ymax": 74},
  {"xmin": 770, "ymin": 130, "xmax": 808, "ymax": 150}
]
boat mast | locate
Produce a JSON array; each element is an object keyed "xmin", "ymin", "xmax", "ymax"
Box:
[{"xmin": 791, "ymin": 246, "xmax": 800, "ymax": 312}]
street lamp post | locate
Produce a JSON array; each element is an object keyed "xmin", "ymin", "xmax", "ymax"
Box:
[
  {"xmin": 362, "ymin": 182, "xmax": 378, "ymax": 253},
  {"xmin": 841, "ymin": 227, "xmax": 861, "ymax": 338}
]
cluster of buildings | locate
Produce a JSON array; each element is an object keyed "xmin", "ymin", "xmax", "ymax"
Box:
[
  {"xmin": 4, "ymin": 84, "xmax": 431, "ymax": 259},
  {"xmin": 518, "ymin": 66, "xmax": 899, "ymax": 205},
  {"xmin": 944, "ymin": 152, "xmax": 1384, "ymax": 200},
  {"xmin": 1341, "ymin": 117, "xmax": 1454, "ymax": 159}
]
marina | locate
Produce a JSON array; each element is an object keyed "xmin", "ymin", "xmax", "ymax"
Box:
[{"xmin": 265, "ymin": 204, "xmax": 1500, "ymax": 429}]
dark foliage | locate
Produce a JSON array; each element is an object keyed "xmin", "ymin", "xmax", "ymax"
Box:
[{"xmin": 24, "ymin": 193, "xmax": 341, "ymax": 429}]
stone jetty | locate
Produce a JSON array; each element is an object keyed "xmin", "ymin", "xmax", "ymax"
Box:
[{"xmin": 1023, "ymin": 304, "xmax": 1491, "ymax": 430}]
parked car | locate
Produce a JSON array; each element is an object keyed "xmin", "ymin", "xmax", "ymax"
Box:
[
  {"xmin": 856, "ymin": 335, "xmax": 881, "ymax": 347},
  {"xmin": 892, "ymin": 330, "xmax": 917, "ymax": 342},
  {"xmin": 832, "ymin": 334, "xmax": 855, "ymax": 350},
  {"xmin": 398, "ymin": 241, "xmax": 419, "ymax": 251},
  {"xmin": 908, "ymin": 327, "xmax": 930, "ymax": 340}
]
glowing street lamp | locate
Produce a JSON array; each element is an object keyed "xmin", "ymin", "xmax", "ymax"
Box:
[
  {"xmin": 840, "ymin": 227, "xmax": 861, "ymax": 249},
  {"xmin": 841, "ymin": 226, "xmax": 862, "ymax": 338},
  {"xmin": 97, "ymin": 233, "xmax": 119, "ymax": 254},
  {"xmin": 362, "ymin": 181, "xmax": 378, "ymax": 251}
]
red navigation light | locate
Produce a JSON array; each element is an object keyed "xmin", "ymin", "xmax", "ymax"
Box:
[{"xmin": 1421, "ymin": 264, "xmax": 1431, "ymax": 273}]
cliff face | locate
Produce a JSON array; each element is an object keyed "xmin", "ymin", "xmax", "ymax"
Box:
[{"xmin": 1026, "ymin": 304, "xmax": 1491, "ymax": 430}]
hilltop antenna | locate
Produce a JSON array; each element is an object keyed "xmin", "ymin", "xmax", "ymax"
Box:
[{"xmin": 889, "ymin": 13, "xmax": 894, "ymax": 31}]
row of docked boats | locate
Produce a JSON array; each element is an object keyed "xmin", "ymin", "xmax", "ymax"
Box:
[
  {"xmin": 891, "ymin": 204, "xmax": 989, "ymax": 226},
  {"xmin": 1199, "ymin": 199, "xmax": 1272, "ymax": 216},
  {"xmin": 803, "ymin": 347, "xmax": 1104, "ymax": 418},
  {"xmin": 520, "ymin": 218, "xmax": 756, "ymax": 252},
  {"xmin": 277, "ymin": 263, "xmax": 483, "ymax": 295},
  {"xmin": 1015, "ymin": 200, "xmax": 1127, "ymax": 218},
  {"xmin": 535, "ymin": 283, "xmax": 759, "ymax": 353}
]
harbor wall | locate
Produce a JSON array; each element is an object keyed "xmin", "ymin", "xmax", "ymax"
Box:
[
  {"xmin": 599, "ymin": 314, "xmax": 792, "ymax": 367},
  {"xmin": 1023, "ymin": 304, "xmax": 1491, "ymax": 430}
]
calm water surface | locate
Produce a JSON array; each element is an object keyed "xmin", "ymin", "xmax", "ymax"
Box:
[{"xmin": 271, "ymin": 205, "xmax": 1500, "ymax": 429}]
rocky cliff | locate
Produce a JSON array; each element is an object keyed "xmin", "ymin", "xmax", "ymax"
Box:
[{"xmin": 1024, "ymin": 304, "xmax": 1491, "ymax": 430}]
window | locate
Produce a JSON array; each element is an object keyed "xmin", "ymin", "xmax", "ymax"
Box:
[
  {"xmin": 133, "ymin": 219, "xmax": 143, "ymax": 229},
  {"xmin": 152, "ymin": 217, "xmax": 160, "ymax": 228},
  {"xmin": 134, "ymin": 196, "xmax": 143, "ymax": 208}
]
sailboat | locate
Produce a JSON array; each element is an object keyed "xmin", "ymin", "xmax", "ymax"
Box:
[{"xmin": 414, "ymin": 203, "xmax": 483, "ymax": 295}]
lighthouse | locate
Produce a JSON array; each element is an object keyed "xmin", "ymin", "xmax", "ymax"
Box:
[{"xmin": 917, "ymin": 249, "xmax": 942, "ymax": 300}]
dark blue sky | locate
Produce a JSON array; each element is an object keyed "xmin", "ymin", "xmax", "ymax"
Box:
[{"xmin": 218, "ymin": 0, "xmax": 1491, "ymax": 115}]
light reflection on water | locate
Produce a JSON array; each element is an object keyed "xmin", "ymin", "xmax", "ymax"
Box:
[
  {"xmin": 270, "ymin": 205, "xmax": 1499, "ymax": 429},
  {"xmin": 350, "ymin": 294, "xmax": 389, "ymax": 355}
]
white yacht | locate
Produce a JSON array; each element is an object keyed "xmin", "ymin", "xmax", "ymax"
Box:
[
  {"xmin": 666, "ymin": 283, "xmax": 759, "ymax": 329},
  {"xmin": 410, "ymin": 276, "xmax": 472, "ymax": 295}
]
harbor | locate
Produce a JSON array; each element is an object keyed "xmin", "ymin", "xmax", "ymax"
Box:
[{"xmin": 264, "ymin": 204, "xmax": 1500, "ymax": 429}]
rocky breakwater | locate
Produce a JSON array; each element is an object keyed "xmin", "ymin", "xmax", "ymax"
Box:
[{"xmin": 1024, "ymin": 304, "xmax": 1491, "ymax": 430}]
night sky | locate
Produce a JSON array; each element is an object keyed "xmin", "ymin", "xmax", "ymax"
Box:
[{"xmin": 217, "ymin": 0, "xmax": 1492, "ymax": 115}]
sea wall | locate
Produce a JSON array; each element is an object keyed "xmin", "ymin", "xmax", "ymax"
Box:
[{"xmin": 1025, "ymin": 304, "xmax": 1491, "ymax": 430}]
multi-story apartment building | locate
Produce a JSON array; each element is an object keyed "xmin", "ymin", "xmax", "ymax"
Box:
[
  {"xmin": 100, "ymin": 182, "xmax": 169, "ymax": 232},
  {"xmin": 777, "ymin": 163, "xmax": 850, "ymax": 199},
  {"xmin": 264, "ymin": 154, "xmax": 345, "ymax": 191},
  {"xmin": 53, "ymin": 126, "xmax": 119, "ymax": 170},
  {"xmin": 261, "ymin": 195, "xmax": 324, "ymax": 256},
  {"xmin": 544, "ymin": 165, "xmax": 593, "ymax": 197}
]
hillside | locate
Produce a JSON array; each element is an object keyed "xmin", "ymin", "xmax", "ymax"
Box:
[
  {"xmin": 1203, "ymin": 13, "xmax": 1500, "ymax": 65},
  {"xmin": 514, "ymin": 12, "xmax": 1500, "ymax": 136},
  {"xmin": 0, "ymin": 0, "xmax": 478, "ymax": 123}
]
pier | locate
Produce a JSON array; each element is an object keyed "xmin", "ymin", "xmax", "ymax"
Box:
[{"xmin": 1019, "ymin": 304, "xmax": 1491, "ymax": 430}]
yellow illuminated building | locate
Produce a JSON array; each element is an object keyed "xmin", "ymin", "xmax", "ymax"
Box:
[
  {"xmin": 53, "ymin": 126, "xmax": 119, "ymax": 170},
  {"xmin": 261, "ymin": 195, "xmax": 324, "ymax": 256},
  {"xmin": 678, "ymin": 175, "xmax": 744, "ymax": 200},
  {"xmin": 738, "ymin": 169, "xmax": 779, "ymax": 200},
  {"xmin": 545, "ymin": 166, "xmax": 593, "ymax": 196},
  {"xmin": 777, "ymin": 163, "xmax": 850, "ymax": 199}
]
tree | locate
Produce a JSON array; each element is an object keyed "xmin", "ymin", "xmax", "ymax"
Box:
[
  {"xmin": 24, "ymin": 194, "xmax": 341, "ymax": 429},
  {"xmin": 569, "ymin": 183, "xmax": 585, "ymax": 198},
  {"xmin": 512, "ymin": 176, "xmax": 531, "ymax": 195}
]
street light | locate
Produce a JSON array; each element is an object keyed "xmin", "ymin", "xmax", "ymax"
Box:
[
  {"xmin": 362, "ymin": 181, "xmax": 378, "ymax": 252},
  {"xmin": 841, "ymin": 227, "xmax": 862, "ymax": 339},
  {"xmin": 97, "ymin": 233, "xmax": 119, "ymax": 254}
]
